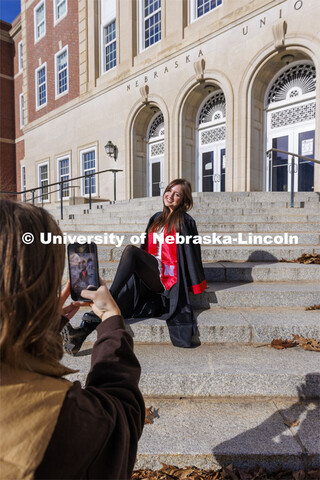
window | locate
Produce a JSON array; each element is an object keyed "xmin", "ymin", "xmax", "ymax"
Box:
[
  {"xmin": 54, "ymin": 0, "xmax": 67, "ymax": 23},
  {"xmin": 57, "ymin": 156, "xmax": 70, "ymax": 198},
  {"xmin": 103, "ymin": 20, "xmax": 116, "ymax": 72},
  {"xmin": 81, "ymin": 148, "xmax": 97, "ymax": 195},
  {"xmin": 35, "ymin": 63, "xmax": 47, "ymax": 109},
  {"xmin": 38, "ymin": 162, "xmax": 49, "ymax": 201},
  {"xmin": 191, "ymin": 0, "xmax": 222, "ymax": 21},
  {"xmin": 55, "ymin": 47, "xmax": 68, "ymax": 97},
  {"xmin": 34, "ymin": 0, "xmax": 46, "ymax": 42},
  {"xmin": 18, "ymin": 41, "xmax": 23, "ymax": 72},
  {"xmin": 141, "ymin": 0, "xmax": 161, "ymax": 50},
  {"xmin": 21, "ymin": 165, "xmax": 26, "ymax": 201},
  {"xmin": 19, "ymin": 93, "xmax": 24, "ymax": 128}
]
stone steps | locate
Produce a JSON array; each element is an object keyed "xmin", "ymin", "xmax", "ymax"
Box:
[
  {"xmin": 57, "ymin": 192, "xmax": 320, "ymax": 473},
  {"xmin": 57, "ymin": 213, "xmax": 320, "ymax": 224},
  {"xmin": 134, "ymin": 397, "xmax": 319, "ymax": 472},
  {"xmin": 64, "ymin": 343, "xmax": 320, "ymax": 399},
  {"xmin": 57, "ymin": 222, "xmax": 320, "ymax": 233},
  {"xmin": 97, "ymin": 246, "xmax": 318, "ymax": 262},
  {"xmin": 91, "ymin": 262, "xmax": 320, "ymax": 283},
  {"xmin": 68, "ymin": 305, "xmax": 320, "ymax": 346},
  {"xmin": 191, "ymin": 281, "xmax": 320, "ymax": 308}
]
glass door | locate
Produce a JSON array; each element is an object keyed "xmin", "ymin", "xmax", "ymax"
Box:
[
  {"xmin": 149, "ymin": 156, "xmax": 164, "ymax": 197},
  {"xmin": 298, "ymin": 130, "xmax": 315, "ymax": 192},
  {"xmin": 200, "ymin": 143, "xmax": 225, "ymax": 192},
  {"xmin": 267, "ymin": 128, "xmax": 315, "ymax": 192}
]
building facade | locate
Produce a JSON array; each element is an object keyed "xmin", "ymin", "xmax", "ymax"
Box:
[{"xmin": 3, "ymin": 0, "xmax": 320, "ymax": 204}]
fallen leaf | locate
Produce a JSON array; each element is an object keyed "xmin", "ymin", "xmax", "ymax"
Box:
[
  {"xmin": 284, "ymin": 419, "xmax": 300, "ymax": 428},
  {"xmin": 292, "ymin": 335, "xmax": 320, "ymax": 352},
  {"xmin": 280, "ymin": 253, "xmax": 320, "ymax": 264},
  {"xmin": 270, "ymin": 338, "xmax": 297, "ymax": 349},
  {"xmin": 305, "ymin": 304, "xmax": 320, "ymax": 310},
  {"xmin": 145, "ymin": 406, "xmax": 155, "ymax": 424}
]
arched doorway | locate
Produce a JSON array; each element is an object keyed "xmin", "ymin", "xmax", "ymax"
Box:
[
  {"xmin": 131, "ymin": 103, "xmax": 165, "ymax": 198},
  {"xmin": 266, "ymin": 61, "xmax": 316, "ymax": 192},
  {"xmin": 197, "ymin": 90, "xmax": 226, "ymax": 192},
  {"xmin": 147, "ymin": 112, "xmax": 165, "ymax": 196}
]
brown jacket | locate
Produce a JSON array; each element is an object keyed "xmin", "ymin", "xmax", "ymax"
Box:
[{"xmin": 1, "ymin": 315, "xmax": 145, "ymax": 480}]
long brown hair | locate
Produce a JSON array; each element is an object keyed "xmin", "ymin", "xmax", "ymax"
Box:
[
  {"xmin": 0, "ymin": 198, "xmax": 65, "ymax": 368},
  {"xmin": 148, "ymin": 178, "xmax": 193, "ymax": 234}
]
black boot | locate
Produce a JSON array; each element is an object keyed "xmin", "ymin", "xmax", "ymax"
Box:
[{"xmin": 61, "ymin": 312, "xmax": 101, "ymax": 356}]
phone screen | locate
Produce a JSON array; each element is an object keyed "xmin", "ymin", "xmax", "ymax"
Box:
[{"xmin": 68, "ymin": 243, "xmax": 99, "ymax": 301}]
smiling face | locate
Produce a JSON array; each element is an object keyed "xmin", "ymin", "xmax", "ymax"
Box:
[{"xmin": 163, "ymin": 183, "xmax": 184, "ymax": 211}]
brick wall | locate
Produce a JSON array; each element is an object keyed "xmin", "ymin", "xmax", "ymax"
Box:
[
  {"xmin": 0, "ymin": 20, "xmax": 16, "ymax": 192},
  {"xmin": 26, "ymin": 0, "xmax": 79, "ymax": 123}
]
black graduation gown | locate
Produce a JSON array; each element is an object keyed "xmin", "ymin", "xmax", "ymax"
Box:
[{"xmin": 115, "ymin": 212, "xmax": 207, "ymax": 348}]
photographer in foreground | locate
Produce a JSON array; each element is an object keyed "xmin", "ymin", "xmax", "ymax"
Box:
[{"xmin": 0, "ymin": 198, "xmax": 145, "ymax": 480}]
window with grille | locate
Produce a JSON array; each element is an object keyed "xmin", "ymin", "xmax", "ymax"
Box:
[
  {"xmin": 81, "ymin": 149, "xmax": 97, "ymax": 195},
  {"xmin": 21, "ymin": 165, "xmax": 26, "ymax": 201},
  {"xmin": 36, "ymin": 64, "xmax": 47, "ymax": 108},
  {"xmin": 19, "ymin": 94, "xmax": 24, "ymax": 128},
  {"xmin": 18, "ymin": 41, "xmax": 23, "ymax": 71},
  {"xmin": 103, "ymin": 20, "xmax": 116, "ymax": 71},
  {"xmin": 34, "ymin": 1, "xmax": 46, "ymax": 41},
  {"xmin": 142, "ymin": 0, "xmax": 161, "ymax": 50},
  {"xmin": 55, "ymin": 47, "xmax": 68, "ymax": 97},
  {"xmin": 58, "ymin": 157, "xmax": 70, "ymax": 198},
  {"xmin": 54, "ymin": 0, "xmax": 67, "ymax": 23},
  {"xmin": 38, "ymin": 163, "xmax": 49, "ymax": 201},
  {"xmin": 197, "ymin": 0, "xmax": 222, "ymax": 17}
]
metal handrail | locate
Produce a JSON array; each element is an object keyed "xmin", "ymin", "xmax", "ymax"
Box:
[
  {"xmin": 0, "ymin": 168, "xmax": 123, "ymax": 219},
  {"xmin": 266, "ymin": 148, "xmax": 319, "ymax": 208},
  {"xmin": 266, "ymin": 148, "xmax": 320, "ymax": 165}
]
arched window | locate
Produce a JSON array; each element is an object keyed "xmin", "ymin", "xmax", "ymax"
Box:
[
  {"xmin": 266, "ymin": 62, "xmax": 316, "ymax": 192},
  {"xmin": 147, "ymin": 112, "xmax": 164, "ymax": 196},
  {"xmin": 197, "ymin": 91, "xmax": 226, "ymax": 192}
]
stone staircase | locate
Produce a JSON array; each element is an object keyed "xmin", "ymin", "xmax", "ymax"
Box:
[{"xmin": 47, "ymin": 192, "xmax": 320, "ymax": 473}]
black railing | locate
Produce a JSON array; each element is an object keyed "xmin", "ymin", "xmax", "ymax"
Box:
[
  {"xmin": 0, "ymin": 168, "xmax": 122, "ymax": 219},
  {"xmin": 266, "ymin": 148, "xmax": 320, "ymax": 208}
]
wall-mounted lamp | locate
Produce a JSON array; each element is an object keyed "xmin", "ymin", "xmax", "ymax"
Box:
[{"xmin": 104, "ymin": 140, "xmax": 118, "ymax": 161}]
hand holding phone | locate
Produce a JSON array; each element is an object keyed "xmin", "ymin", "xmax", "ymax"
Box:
[{"xmin": 81, "ymin": 282, "xmax": 121, "ymax": 321}]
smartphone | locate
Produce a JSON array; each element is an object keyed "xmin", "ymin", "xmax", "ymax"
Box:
[{"xmin": 67, "ymin": 242, "xmax": 99, "ymax": 301}]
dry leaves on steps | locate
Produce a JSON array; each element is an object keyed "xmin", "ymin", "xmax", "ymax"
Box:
[
  {"xmin": 269, "ymin": 336, "xmax": 320, "ymax": 352},
  {"xmin": 132, "ymin": 465, "xmax": 320, "ymax": 479},
  {"xmin": 305, "ymin": 305, "xmax": 320, "ymax": 311},
  {"xmin": 284, "ymin": 419, "xmax": 300, "ymax": 428},
  {"xmin": 292, "ymin": 335, "xmax": 320, "ymax": 352},
  {"xmin": 280, "ymin": 253, "xmax": 320, "ymax": 264},
  {"xmin": 270, "ymin": 338, "xmax": 298, "ymax": 349},
  {"xmin": 145, "ymin": 406, "xmax": 159, "ymax": 425}
]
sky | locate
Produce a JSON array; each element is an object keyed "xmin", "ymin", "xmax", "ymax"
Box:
[{"xmin": 0, "ymin": 0, "xmax": 21, "ymax": 24}]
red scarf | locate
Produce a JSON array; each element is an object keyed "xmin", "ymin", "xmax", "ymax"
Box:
[{"xmin": 145, "ymin": 225, "xmax": 178, "ymax": 290}]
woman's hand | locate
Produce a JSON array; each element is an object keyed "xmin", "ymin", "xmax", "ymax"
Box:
[
  {"xmin": 59, "ymin": 281, "xmax": 83, "ymax": 321},
  {"xmin": 81, "ymin": 279, "xmax": 121, "ymax": 321}
]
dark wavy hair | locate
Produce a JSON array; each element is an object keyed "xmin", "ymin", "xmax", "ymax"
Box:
[
  {"xmin": 0, "ymin": 198, "xmax": 65, "ymax": 368},
  {"xmin": 148, "ymin": 178, "xmax": 193, "ymax": 234}
]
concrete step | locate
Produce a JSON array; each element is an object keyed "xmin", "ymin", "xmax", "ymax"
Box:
[
  {"xmin": 71, "ymin": 261, "xmax": 320, "ymax": 283},
  {"xmin": 57, "ymin": 222, "xmax": 320, "ymax": 234},
  {"xmin": 63, "ymin": 343, "xmax": 320, "ymax": 398},
  {"xmin": 69, "ymin": 305, "xmax": 320, "ymax": 346},
  {"xmin": 57, "ymin": 213, "xmax": 320, "ymax": 224},
  {"xmin": 192, "ymin": 281, "xmax": 320, "ymax": 308},
  {"xmin": 135, "ymin": 397, "xmax": 320, "ymax": 472},
  {"xmin": 53, "ymin": 206, "xmax": 320, "ymax": 219}
]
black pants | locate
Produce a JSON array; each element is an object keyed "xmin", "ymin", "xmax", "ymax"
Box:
[{"xmin": 82, "ymin": 245, "xmax": 164, "ymax": 325}]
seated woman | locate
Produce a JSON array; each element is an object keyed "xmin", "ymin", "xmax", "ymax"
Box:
[
  {"xmin": 0, "ymin": 198, "xmax": 145, "ymax": 480},
  {"xmin": 63, "ymin": 178, "xmax": 207, "ymax": 355}
]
